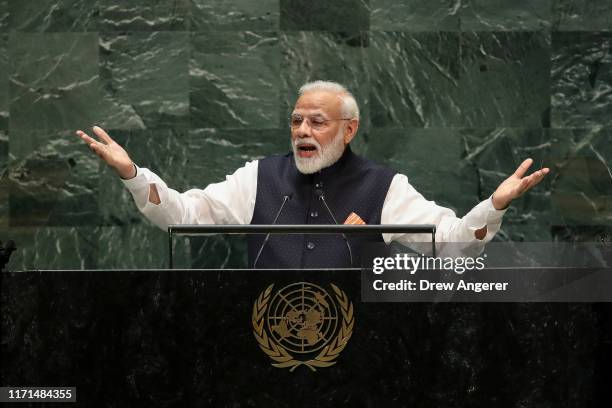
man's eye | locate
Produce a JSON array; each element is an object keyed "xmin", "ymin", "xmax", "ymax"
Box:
[
  {"xmin": 311, "ymin": 119, "xmax": 325, "ymax": 126},
  {"xmin": 291, "ymin": 117, "xmax": 303, "ymax": 126}
]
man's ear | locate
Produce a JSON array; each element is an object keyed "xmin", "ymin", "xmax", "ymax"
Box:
[{"xmin": 344, "ymin": 119, "xmax": 359, "ymax": 144}]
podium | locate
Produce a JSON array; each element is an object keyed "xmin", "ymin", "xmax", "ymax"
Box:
[{"xmin": 2, "ymin": 267, "xmax": 612, "ymax": 406}]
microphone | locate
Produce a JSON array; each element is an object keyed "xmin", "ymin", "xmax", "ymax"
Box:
[
  {"xmin": 252, "ymin": 193, "xmax": 292, "ymax": 268},
  {"xmin": 314, "ymin": 189, "xmax": 354, "ymax": 268}
]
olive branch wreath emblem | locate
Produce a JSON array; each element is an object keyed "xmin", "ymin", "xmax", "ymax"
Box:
[{"xmin": 252, "ymin": 283, "xmax": 354, "ymax": 372}]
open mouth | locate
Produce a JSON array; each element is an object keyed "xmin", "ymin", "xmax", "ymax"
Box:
[{"xmin": 296, "ymin": 143, "xmax": 319, "ymax": 158}]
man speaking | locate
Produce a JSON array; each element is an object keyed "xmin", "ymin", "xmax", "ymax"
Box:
[{"xmin": 76, "ymin": 81, "xmax": 549, "ymax": 268}]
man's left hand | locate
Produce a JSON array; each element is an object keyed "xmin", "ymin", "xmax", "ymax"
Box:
[{"xmin": 491, "ymin": 158, "xmax": 550, "ymax": 210}]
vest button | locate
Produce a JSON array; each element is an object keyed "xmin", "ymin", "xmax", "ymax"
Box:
[
  {"xmin": 310, "ymin": 211, "xmax": 318, "ymax": 218},
  {"xmin": 314, "ymin": 182, "xmax": 323, "ymax": 189},
  {"xmin": 307, "ymin": 242, "xmax": 315, "ymax": 250}
]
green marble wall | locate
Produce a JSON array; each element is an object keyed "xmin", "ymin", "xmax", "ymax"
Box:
[{"xmin": 0, "ymin": 0, "xmax": 610, "ymax": 270}]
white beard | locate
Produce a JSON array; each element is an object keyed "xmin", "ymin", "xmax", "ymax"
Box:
[{"xmin": 292, "ymin": 128, "xmax": 346, "ymax": 174}]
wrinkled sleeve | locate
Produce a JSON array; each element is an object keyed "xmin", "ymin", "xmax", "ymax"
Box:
[
  {"xmin": 381, "ymin": 174, "xmax": 506, "ymax": 254},
  {"xmin": 121, "ymin": 160, "xmax": 258, "ymax": 230}
]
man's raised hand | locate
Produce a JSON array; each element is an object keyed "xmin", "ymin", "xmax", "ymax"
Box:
[
  {"xmin": 76, "ymin": 126, "xmax": 136, "ymax": 180},
  {"xmin": 491, "ymin": 158, "xmax": 550, "ymax": 210}
]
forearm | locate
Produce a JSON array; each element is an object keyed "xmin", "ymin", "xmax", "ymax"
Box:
[
  {"xmin": 436, "ymin": 196, "xmax": 506, "ymax": 243},
  {"xmin": 121, "ymin": 161, "xmax": 258, "ymax": 229},
  {"xmin": 381, "ymin": 174, "xmax": 507, "ymax": 250},
  {"xmin": 121, "ymin": 166, "xmax": 191, "ymax": 230}
]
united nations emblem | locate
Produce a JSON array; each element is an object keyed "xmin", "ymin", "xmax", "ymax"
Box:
[{"xmin": 252, "ymin": 282, "xmax": 354, "ymax": 371}]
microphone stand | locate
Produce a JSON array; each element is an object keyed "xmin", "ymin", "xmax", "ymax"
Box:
[
  {"xmin": 252, "ymin": 194, "xmax": 292, "ymax": 268},
  {"xmin": 316, "ymin": 190, "xmax": 354, "ymax": 268}
]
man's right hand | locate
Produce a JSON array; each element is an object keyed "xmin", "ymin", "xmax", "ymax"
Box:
[{"xmin": 76, "ymin": 126, "xmax": 136, "ymax": 180}]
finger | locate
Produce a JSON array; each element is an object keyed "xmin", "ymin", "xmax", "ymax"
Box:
[
  {"xmin": 92, "ymin": 146, "xmax": 104, "ymax": 159},
  {"xmin": 92, "ymin": 126, "xmax": 114, "ymax": 144},
  {"xmin": 517, "ymin": 177, "xmax": 530, "ymax": 194},
  {"xmin": 89, "ymin": 142, "xmax": 107, "ymax": 158},
  {"xmin": 513, "ymin": 158, "xmax": 534, "ymax": 178},
  {"xmin": 522, "ymin": 168, "xmax": 549, "ymax": 191},
  {"xmin": 531, "ymin": 167, "xmax": 550, "ymax": 184},
  {"xmin": 529, "ymin": 174, "xmax": 547, "ymax": 189},
  {"xmin": 76, "ymin": 130, "xmax": 92, "ymax": 141},
  {"xmin": 76, "ymin": 130, "xmax": 101, "ymax": 147}
]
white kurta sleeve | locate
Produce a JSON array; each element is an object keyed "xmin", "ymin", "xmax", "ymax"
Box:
[
  {"xmin": 381, "ymin": 174, "xmax": 507, "ymax": 253},
  {"xmin": 121, "ymin": 160, "xmax": 259, "ymax": 230}
]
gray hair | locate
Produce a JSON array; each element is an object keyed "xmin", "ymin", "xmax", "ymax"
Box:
[{"xmin": 298, "ymin": 80, "xmax": 360, "ymax": 120}]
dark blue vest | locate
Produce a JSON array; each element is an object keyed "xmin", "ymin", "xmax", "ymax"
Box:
[{"xmin": 247, "ymin": 146, "xmax": 396, "ymax": 269}]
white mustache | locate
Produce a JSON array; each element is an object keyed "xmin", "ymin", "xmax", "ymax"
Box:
[{"xmin": 294, "ymin": 138, "xmax": 321, "ymax": 150}]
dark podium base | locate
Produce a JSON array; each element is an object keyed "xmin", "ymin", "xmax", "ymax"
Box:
[{"xmin": 1, "ymin": 269, "xmax": 611, "ymax": 407}]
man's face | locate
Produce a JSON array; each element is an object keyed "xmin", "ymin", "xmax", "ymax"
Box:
[{"xmin": 290, "ymin": 90, "xmax": 355, "ymax": 174}]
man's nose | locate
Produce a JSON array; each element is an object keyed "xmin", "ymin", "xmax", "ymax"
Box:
[{"xmin": 295, "ymin": 119, "xmax": 312, "ymax": 138}]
